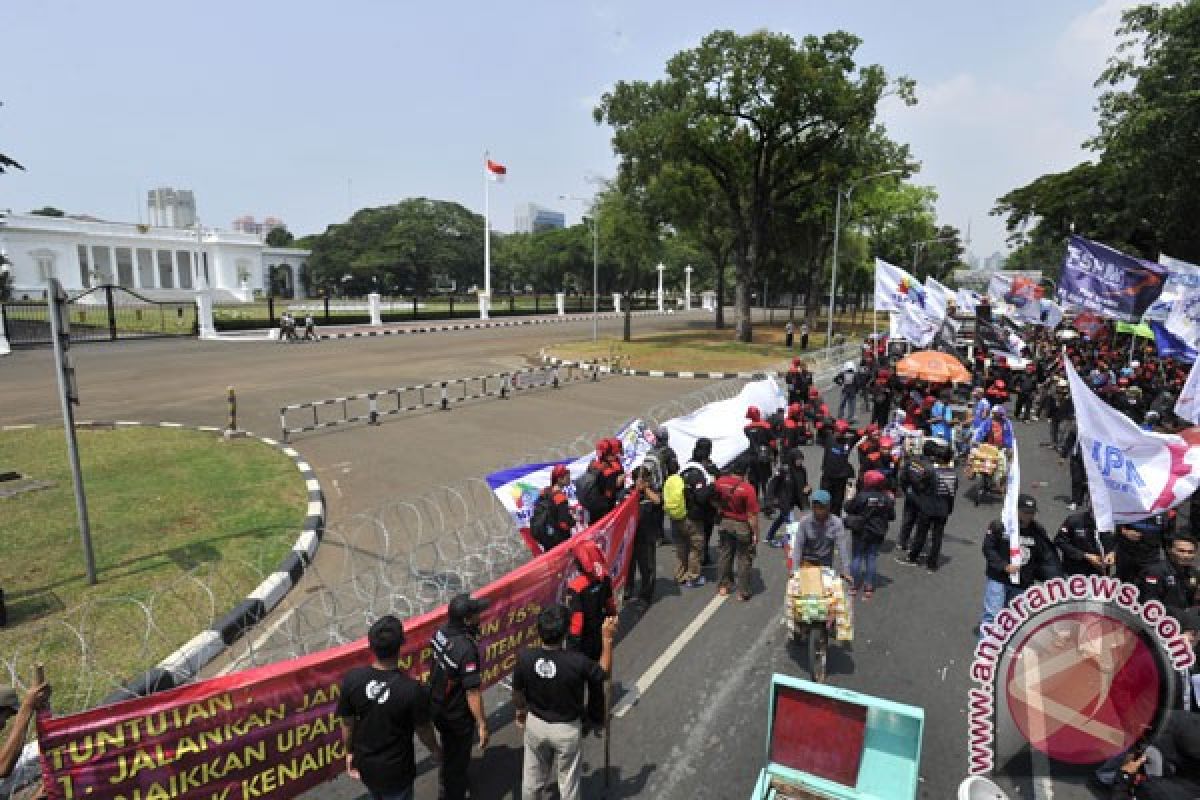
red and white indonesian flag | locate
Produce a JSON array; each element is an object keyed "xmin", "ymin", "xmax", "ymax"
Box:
[
  {"xmin": 1065, "ymin": 357, "xmax": 1200, "ymax": 530},
  {"xmin": 486, "ymin": 158, "xmax": 507, "ymax": 182}
]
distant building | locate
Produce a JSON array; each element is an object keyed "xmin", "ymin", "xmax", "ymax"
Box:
[
  {"xmin": 0, "ymin": 212, "xmax": 309, "ymax": 302},
  {"xmin": 231, "ymin": 215, "xmax": 286, "ymax": 237},
  {"xmin": 984, "ymin": 251, "xmax": 1007, "ymax": 272},
  {"xmin": 514, "ymin": 203, "xmax": 565, "ymax": 234},
  {"xmin": 147, "ymin": 187, "xmax": 197, "ymax": 229}
]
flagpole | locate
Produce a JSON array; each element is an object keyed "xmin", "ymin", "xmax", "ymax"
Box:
[{"xmin": 482, "ymin": 151, "xmax": 491, "ymax": 321}]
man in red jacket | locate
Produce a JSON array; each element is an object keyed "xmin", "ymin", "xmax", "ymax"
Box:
[{"xmin": 714, "ymin": 458, "xmax": 761, "ymax": 601}]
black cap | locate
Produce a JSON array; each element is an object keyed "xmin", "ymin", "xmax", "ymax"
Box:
[
  {"xmin": 1181, "ymin": 608, "xmax": 1200, "ymax": 634},
  {"xmin": 368, "ymin": 615, "xmax": 405, "ymax": 651},
  {"xmin": 1018, "ymin": 494, "xmax": 1038, "ymax": 513},
  {"xmin": 449, "ymin": 593, "xmax": 490, "ymax": 621}
]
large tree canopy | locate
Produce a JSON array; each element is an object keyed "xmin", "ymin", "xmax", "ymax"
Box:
[
  {"xmin": 995, "ymin": 2, "xmax": 1200, "ymax": 265},
  {"xmin": 595, "ymin": 29, "xmax": 914, "ymax": 341}
]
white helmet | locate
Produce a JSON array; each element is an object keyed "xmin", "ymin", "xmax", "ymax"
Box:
[{"xmin": 844, "ymin": 361, "xmax": 856, "ymax": 372}]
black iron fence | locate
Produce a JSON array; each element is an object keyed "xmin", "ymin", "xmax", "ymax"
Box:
[
  {"xmin": 213, "ymin": 293, "xmax": 661, "ymax": 331},
  {"xmin": 1, "ymin": 286, "xmax": 197, "ymax": 347}
]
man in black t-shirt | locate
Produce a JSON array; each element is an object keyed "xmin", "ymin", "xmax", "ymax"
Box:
[
  {"xmin": 429, "ymin": 593, "xmax": 490, "ymax": 800},
  {"xmin": 513, "ymin": 605, "xmax": 615, "ymax": 800},
  {"xmin": 337, "ymin": 615, "xmax": 442, "ymax": 800}
]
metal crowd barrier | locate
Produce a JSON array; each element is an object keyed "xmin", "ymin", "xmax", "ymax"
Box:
[{"xmin": 279, "ymin": 363, "xmax": 600, "ymax": 441}]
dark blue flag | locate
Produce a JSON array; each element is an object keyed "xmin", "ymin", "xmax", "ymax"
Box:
[
  {"xmin": 1150, "ymin": 320, "xmax": 1198, "ymax": 363},
  {"xmin": 1057, "ymin": 235, "xmax": 1166, "ymax": 322}
]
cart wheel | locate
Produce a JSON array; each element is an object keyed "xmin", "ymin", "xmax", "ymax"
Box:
[{"xmin": 808, "ymin": 626, "xmax": 828, "ymax": 683}]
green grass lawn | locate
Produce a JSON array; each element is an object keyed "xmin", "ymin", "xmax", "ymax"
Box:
[
  {"xmin": 548, "ymin": 320, "xmax": 876, "ymax": 372},
  {"xmin": 0, "ymin": 427, "xmax": 306, "ymax": 712}
]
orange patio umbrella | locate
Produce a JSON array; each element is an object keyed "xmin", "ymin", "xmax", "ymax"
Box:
[{"xmin": 895, "ymin": 350, "xmax": 971, "ymax": 384}]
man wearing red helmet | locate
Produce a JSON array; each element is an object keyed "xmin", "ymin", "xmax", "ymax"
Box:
[
  {"xmin": 565, "ymin": 540, "xmax": 617, "ymax": 662},
  {"xmin": 843, "ymin": 469, "xmax": 895, "ymax": 599},
  {"xmin": 532, "ymin": 465, "xmax": 575, "ymax": 553},
  {"xmin": 743, "ymin": 406, "xmax": 776, "ymax": 502}
]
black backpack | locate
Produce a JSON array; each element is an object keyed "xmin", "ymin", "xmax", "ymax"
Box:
[
  {"xmin": 574, "ymin": 468, "xmax": 602, "ymax": 512},
  {"xmin": 530, "ymin": 490, "xmax": 554, "ymax": 550}
]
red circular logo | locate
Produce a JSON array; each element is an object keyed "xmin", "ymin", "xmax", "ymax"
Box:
[{"xmin": 1005, "ymin": 610, "xmax": 1164, "ymax": 764}]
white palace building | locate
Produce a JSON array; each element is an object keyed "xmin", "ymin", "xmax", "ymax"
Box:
[{"xmin": 0, "ymin": 212, "xmax": 310, "ymax": 301}]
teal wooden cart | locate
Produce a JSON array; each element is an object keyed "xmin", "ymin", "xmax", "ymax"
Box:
[{"xmin": 750, "ymin": 675, "xmax": 925, "ymax": 799}]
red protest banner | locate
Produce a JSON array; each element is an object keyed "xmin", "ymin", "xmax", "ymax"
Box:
[{"xmin": 37, "ymin": 496, "xmax": 639, "ymax": 800}]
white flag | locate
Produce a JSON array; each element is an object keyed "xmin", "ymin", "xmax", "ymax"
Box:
[
  {"xmin": 1167, "ymin": 287, "xmax": 1200, "ymax": 349},
  {"xmin": 893, "ymin": 302, "xmax": 941, "ymax": 347},
  {"xmin": 956, "ymin": 288, "xmax": 981, "ymax": 314},
  {"xmin": 924, "ymin": 276, "xmax": 955, "ymax": 319},
  {"xmin": 1065, "ymin": 357, "xmax": 1200, "ymax": 530},
  {"xmin": 1177, "ymin": 356, "xmax": 1200, "ymax": 425},
  {"xmin": 1161, "ymin": 254, "xmax": 1200, "ymax": 293},
  {"xmin": 1001, "ymin": 436, "xmax": 1022, "ymax": 584},
  {"xmin": 874, "ymin": 259, "xmax": 928, "ymax": 313}
]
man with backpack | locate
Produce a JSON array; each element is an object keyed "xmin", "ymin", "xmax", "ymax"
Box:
[
  {"xmin": 894, "ymin": 445, "xmax": 934, "ymax": 558},
  {"xmin": 843, "ymin": 469, "xmax": 895, "ymax": 599},
  {"xmin": 676, "ymin": 439, "xmax": 716, "ymax": 587},
  {"xmin": 641, "ymin": 426, "xmax": 678, "ymax": 546},
  {"xmin": 834, "ymin": 361, "xmax": 859, "ymax": 420},
  {"xmin": 714, "ymin": 458, "xmax": 761, "ymax": 601},
  {"xmin": 531, "ymin": 465, "xmax": 575, "ymax": 553},
  {"xmin": 901, "ymin": 438, "xmax": 958, "ymax": 571},
  {"xmin": 819, "ymin": 426, "xmax": 856, "ymax": 516},
  {"xmin": 743, "ymin": 406, "xmax": 776, "ymax": 502},
  {"xmin": 576, "ymin": 440, "xmax": 622, "ymax": 524},
  {"xmin": 565, "ymin": 540, "xmax": 618, "ymax": 662},
  {"xmin": 764, "ymin": 448, "xmax": 809, "ymax": 547}
]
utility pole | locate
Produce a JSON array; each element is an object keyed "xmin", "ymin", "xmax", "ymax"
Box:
[{"xmin": 48, "ymin": 279, "xmax": 97, "ymax": 585}]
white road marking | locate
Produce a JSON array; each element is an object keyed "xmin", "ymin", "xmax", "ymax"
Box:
[
  {"xmin": 217, "ymin": 608, "xmax": 295, "ymax": 677},
  {"xmin": 612, "ymin": 593, "xmax": 726, "ymax": 718}
]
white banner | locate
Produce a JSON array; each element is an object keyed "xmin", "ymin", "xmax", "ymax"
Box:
[
  {"xmin": 1002, "ymin": 436, "xmax": 1022, "ymax": 584},
  {"xmin": 1065, "ymin": 358, "xmax": 1200, "ymax": 530},
  {"xmin": 1161, "ymin": 254, "xmax": 1200, "ymax": 293},
  {"xmin": 485, "ymin": 379, "xmax": 786, "ymax": 532},
  {"xmin": 874, "ymin": 259, "xmax": 928, "ymax": 313}
]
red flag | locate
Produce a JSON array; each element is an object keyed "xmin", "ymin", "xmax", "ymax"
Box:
[{"xmin": 486, "ymin": 158, "xmax": 507, "ymax": 176}]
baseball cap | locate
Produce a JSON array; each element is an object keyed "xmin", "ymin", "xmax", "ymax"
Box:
[
  {"xmin": 367, "ymin": 615, "xmax": 405, "ymax": 652},
  {"xmin": 1018, "ymin": 494, "xmax": 1038, "ymax": 513},
  {"xmin": 811, "ymin": 489, "xmax": 832, "ymax": 506},
  {"xmin": 0, "ymin": 688, "xmax": 18, "ymax": 713},
  {"xmin": 1180, "ymin": 608, "xmax": 1200, "ymax": 634},
  {"xmin": 449, "ymin": 593, "xmax": 490, "ymax": 621}
]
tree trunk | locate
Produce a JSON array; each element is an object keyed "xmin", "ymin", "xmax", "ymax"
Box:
[
  {"xmin": 715, "ymin": 261, "xmax": 726, "ymax": 329},
  {"xmin": 734, "ymin": 247, "xmax": 753, "ymax": 343},
  {"xmin": 623, "ymin": 292, "xmax": 632, "ymax": 342}
]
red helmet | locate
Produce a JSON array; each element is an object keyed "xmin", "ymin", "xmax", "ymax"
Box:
[
  {"xmin": 878, "ymin": 369, "xmax": 891, "ymax": 381},
  {"xmin": 792, "ymin": 358, "xmax": 802, "ymax": 367},
  {"xmin": 595, "ymin": 439, "xmax": 611, "ymax": 458},
  {"xmin": 787, "ymin": 403, "xmax": 802, "ymax": 418},
  {"xmin": 745, "ymin": 406, "xmax": 761, "ymax": 422},
  {"xmin": 808, "ymin": 387, "xmax": 820, "ymax": 399},
  {"xmin": 1118, "ymin": 377, "xmax": 1130, "ymax": 387},
  {"xmin": 551, "ymin": 464, "xmax": 570, "ymax": 483},
  {"xmin": 573, "ymin": 539, "xmax": 609, "ymax": 580},
  {"xmin": 868, "ymin": 423, "xmax": 880, "ymax": 435},
  {"xmin": 879, "ymin": 435, "xmax": 895, "ymax": 449},
  {"xmin": 1026, "ymin": 364, "xmax": 1036, "ymax": 372},
  {"xmin": 863, "ymin": 470, "xmax": 886, "ymax": 490},
  {"xmin": 994, "ymin": 380, "xmax": 1007, "ymax": 390},
  {"xmin": 834, "ymin": 419, "xmax": 851, "ymax": 433},
  {"xmin": 608, "ymin": 437, "xmax": 624, "ymax": 456}
]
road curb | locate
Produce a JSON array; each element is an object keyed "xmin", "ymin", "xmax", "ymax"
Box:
[
  {"xmin": 538, "ymin": 349, "xmax": 779, "ymax": 380},
  {"xmin": 316, "ymin": 309, "xmax": 687, "ymax": 341},
  {"xmin": 0, "ymin": 420, "xmax": 325, "ymax": 705}
]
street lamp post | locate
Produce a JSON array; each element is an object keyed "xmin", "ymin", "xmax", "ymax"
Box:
[
  {"xmin": 560, "ymin": 193, "xmax": 600, "ymax": 341},
  {"xmin": 911, "ymin": 236, "xmax": 957, "ymax": 275},
  {"xmin": 656, "ymin": 263, "xmax": 665, "ymax": 312},
  {"xmin": 827, "ymin": 168, "xmax": 905, "ymax": 353},
  {"xmin": 684, "ymin": 266, "xmax": 693, "ymax": 311}
]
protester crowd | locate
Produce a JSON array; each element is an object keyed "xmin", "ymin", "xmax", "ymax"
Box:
[{"xmin": 322, "ymin": 295, "xmax": 1200, "ymax": 799}]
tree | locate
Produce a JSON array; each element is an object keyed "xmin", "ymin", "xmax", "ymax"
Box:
[
  {"xmin": 596, "ymin": 29, "xmax": 914, "ymax": 341},
  {"xmin": 306, "ymin": 199, "xmax": 484, "ymax": 296},
  {"xmin": 265, "ymin": 226, "xmax": 295, "ymax": 247},
  {"xmin": 29, "ymin": 206, "xmax": 64, "ymax": 217},
  {"xmin": 595, "ymin": 182, "xmax": 663, "ymax": 340}
]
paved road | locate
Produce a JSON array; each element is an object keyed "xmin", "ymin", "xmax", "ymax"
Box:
[{"xmin": 1, "ymin": 316, "xmax": 1103, "ymax": 799}]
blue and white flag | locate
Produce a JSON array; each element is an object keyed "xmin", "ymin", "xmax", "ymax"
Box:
[
  {"xmin": 1177, "ymin": 356, "xmax": 1200, "ymax": 425},
  {"xmin": 1066, "ymin": 357, "xmax": 1200, "ymax": 530},
  {"xmin": 1150, "ymin": 321, "xmax": 1198, "ymax": 363},
  {"xmin": 1057, "ymin": 236, "xmax": 1167, "ymax": 323},
  {"xmin": 891, "ymin": 302, "xmax": 941, "ymax": 347},
  {"xmin": 874, "ymin": 259, "xmax": 927, "ymax": 313}
]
